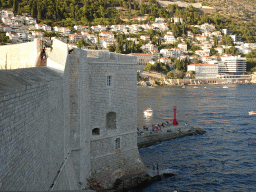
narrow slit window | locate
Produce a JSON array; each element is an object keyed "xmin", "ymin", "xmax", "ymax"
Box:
[
  {"xmin": 107, "ymin": 75, "xmax": 111, "ymax": 86},
  {"xmin": 115, "ymin": 138, "xmax": 120, "ymax": 149}
]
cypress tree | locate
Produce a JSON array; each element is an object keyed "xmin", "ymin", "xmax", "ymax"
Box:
[{"xmin": 13, "ymin": 0, "xmax": 17, "ymax": 14}]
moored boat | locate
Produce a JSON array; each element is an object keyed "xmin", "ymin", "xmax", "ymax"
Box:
[
  {"xmin": 144, "ymin": 108, "xmax": 153, "ymax": 116},
  {"xmin": 249, "ymin": 111, "xmax": 256, "ymax": 115}
]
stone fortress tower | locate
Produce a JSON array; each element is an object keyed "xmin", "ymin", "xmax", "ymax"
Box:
[{"xmin": 0, "ymin": 39, "xmax": 148, "ymax": 191}]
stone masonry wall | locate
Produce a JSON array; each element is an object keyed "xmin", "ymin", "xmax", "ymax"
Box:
[
  {"xmin": 0, "ymin": 39, "xmax": 42, "ymax": 70},
  {"xmin": 0, "ymin": 67, "xmax": 64, "ymax": 191},
  {"xmin": 89, "ymin": 55, "xmax": 146, "ymax": 188},
  {"xmin": 67, "ymin": 48, "xmax": 91, "ymax": 189}
]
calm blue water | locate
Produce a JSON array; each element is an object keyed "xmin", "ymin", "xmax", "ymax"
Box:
[{"xmin": 137, "ymin": 84, "xmax": 256, "ymax": 192}]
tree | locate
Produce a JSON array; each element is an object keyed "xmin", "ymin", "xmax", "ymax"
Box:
[
  {"xmin": 210, "ymin": 48, "xmax": 217, "ymax": 55},
  {"xmin": 166, "ymin": 72, "xmax": 174, "ymax": 78},
  {"xmin": 77, "ymin": 39, "xmax": 86, "ymax": 49},
  {"xmin": 246, "ymin": 49, "xmax": 256, "ymax": 58},
  {"xmin": 213, "ymin": 36, "xmax": 218, "ymax": 47},
  {"xmin": 107, "ymin": 44, "xmax": 116, "ymax": 52},
  {"xmin": 174, "ymin": 59, "xmax": 181, "ymax": 70},
  {"xmin": 194, "ymin": 58, "xmax": 199, "ymax": 64},
  {"xmin": 13, "ymin": 0, "xmax": 17, "ymax": 14},
  {"xmin": 144, "ymin": 64, "xmax": 154, "ymax": 71},
  {"xmin": 154, "ymin": 62, "xmax": 161, "ymax": 71}
]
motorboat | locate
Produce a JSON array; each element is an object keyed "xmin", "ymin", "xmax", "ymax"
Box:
[
  {"xmin": 144, "ymin": 108, "xmax": 153, "ymax": 116},
  {"xmin": 249, "ymin": 111, "xmax": 256, "ymax": 115},
  {"xmin": 223, "ymin": 85, "xmax": 228, "ymax": 88},
  {"xmin": 182, "ymin": 85, "xmax": 185, "ymax": 88},
  {"xmin": 193, "ymin": 86, "xmax": 198, "ymax": 88}
]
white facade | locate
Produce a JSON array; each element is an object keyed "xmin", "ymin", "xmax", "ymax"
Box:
[
  {"xmin": 218, "ymin": 56, "xmax": 246, "ymax": 74},
  {"xmin": 164, "ymin": 34, "xmax": 177, "ymax": 44},
  {"xmin": 129, "ymin": 53, "xmax": 153, "ymax": 65},
  {"xmin": 187, "ymin": 64, "xmax": 218, "ymax": 79}
]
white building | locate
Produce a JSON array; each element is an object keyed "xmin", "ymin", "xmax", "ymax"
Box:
[
  {"xmin": 159, "ymin": 57, "xmax": 171, "ymax": 64},
  {"xmin": 171, "ymin": 17, "xmax": 184, "ymax": 24},
  {"xmin": 140, "ymin": 35, "xmax": 150, "ymax": 41},
  {"xmin": 128, "ymin": 53, "xmax": 153, "ymax": 65},
  {"xmin": 160, "ymin": 48, "xmax": 183, "ymax": 59},
  {"xmin": 229, "ymin": 35, "xmax": 242, "ymax": 42},
  {"xmin": 155, "ymin": 17, "xmax": 166, "ymax": 23},
  {"xmin": 178, "ymin": 42, "xmax": 187, "ymax": 51},
  {"xmin": 140, "ymin": 43, "xmax": 158, "ymax": 52},
  {"xmin": 187, "ymin": 64, "xmax": 218, "ymax": 79},
  {"xmin": 74, "ymin": 25, "xmax": 89, "ymax": 31},
  {"xmin": 100, "ymin": 32, "xmax": 115, "ymax": 40},
  {"xmin": 102, "ymin": 40, "xmax": 117, "ymax": 49},
  {"xmin": 164, "ymin": 34, "xmax": 177, "ymax": 44},
  {"xmin": 218, "ymin": 56, "xmax": 246, "ymax": 75},
  {"xmin": 222, "ymin": 28, "xmax": 233, "ymax": 35}
]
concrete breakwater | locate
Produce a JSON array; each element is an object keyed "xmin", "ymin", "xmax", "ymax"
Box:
[{"xmin": 137, "ymin": 124, "xmax": 205, "ymax": 148}]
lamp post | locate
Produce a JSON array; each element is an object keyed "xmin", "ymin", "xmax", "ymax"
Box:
[{"xmin": 173, "ymin": 106, "xmax": 177, "ymax": 125}]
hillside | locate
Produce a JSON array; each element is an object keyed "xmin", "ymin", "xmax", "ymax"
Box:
[{"xmin": 157, "ymin": 0, "xmax": 256, "ymax": 24}]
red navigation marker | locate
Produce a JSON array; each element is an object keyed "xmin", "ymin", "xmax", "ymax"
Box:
[{"xmin": 173, "ymin": 106, "xmax": 177, "ymax": 125}]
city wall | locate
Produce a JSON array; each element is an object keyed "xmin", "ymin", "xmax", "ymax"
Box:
[
  {"xmin": 0, "ymin": 39, "xmax": 147, "ymax": 191},
  {"xmin": 0, "ymin": 67, "xmax": 65, "ymax": 191},
  {"xmin": 0, "ymin": 39, "xmax": 42, "ymax": 69}
]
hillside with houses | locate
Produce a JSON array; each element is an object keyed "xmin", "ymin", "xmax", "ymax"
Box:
[{"xmin": 1, "ymin": 0, "xmax": 256, "ymax": 80}]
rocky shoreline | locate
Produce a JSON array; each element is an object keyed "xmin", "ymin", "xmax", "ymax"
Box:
[{"xmin": 137, "ymin": 78, "xmax": 251, "ymax": 86}]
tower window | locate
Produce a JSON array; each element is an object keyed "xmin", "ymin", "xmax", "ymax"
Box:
[
  {"xmin": 107, "ymin": 75, "xmax": 111, "ymax": 86},
  {"xmin": 92, "ymin": 128, "xmax": 100, "ymax": 136},
  {"xmin": 115, "ymin": 138, "xmax": 120, "ymax": 149}
]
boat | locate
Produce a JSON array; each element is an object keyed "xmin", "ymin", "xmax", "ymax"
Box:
[
  {"xmin": 248, "ymin": 142, "xmax": 256, "ymax": 145},
  {"xmin": 193, "ymin": 86, "xmax": 198, "ymax": 88},
  {"xmin": 249, "ymin": 111, "xmax": 256, "ymax": 115},
  {"xmin": 223, "ymin": 86, "xmax": 228, "ymax": 88},
  {"xmin": 144, "ymin": 108, "xmax": 153, "ymax": 116},
  {"xmin": 182, "ymin": 85, "xmax": 185, "ymax": 88}
]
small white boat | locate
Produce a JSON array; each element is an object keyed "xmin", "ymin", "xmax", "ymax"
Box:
[
  {"xmin": 249, "ymin": 111, "xmax": 256, "ymax": 115},
  {"xmin": 223, "ymin": 86, "xmax": 228, "ymax": 88},
  {"xmin": 193, "ymin": 86, "xmax": 198, "ymax": 88},
  {"xmin": 144, "ymin": 108, "xmax": 153, "ymax": 116}
]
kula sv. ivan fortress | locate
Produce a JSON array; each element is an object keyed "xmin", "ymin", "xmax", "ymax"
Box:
[{"xmin": 0, "ymin": 39, "xmax": 147, "ymax": 190}]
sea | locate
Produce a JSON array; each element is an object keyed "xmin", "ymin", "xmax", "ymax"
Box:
[{"xmin": 137, "ymin": 84, "xmax": 256, "ymax": 192}]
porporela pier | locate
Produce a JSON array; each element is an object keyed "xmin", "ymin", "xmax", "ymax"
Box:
[
  {"xmin": 138, "ymin": 106, "xmax": 206, "ymax": 148},
  {"xmin": 137, "ymin": 123, "xmax": 205, "ymax": 148}
]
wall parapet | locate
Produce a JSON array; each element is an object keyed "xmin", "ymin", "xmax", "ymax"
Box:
[{"xmin": 86, "ymin": 50, "xmax": 137, "ymax": 64}]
